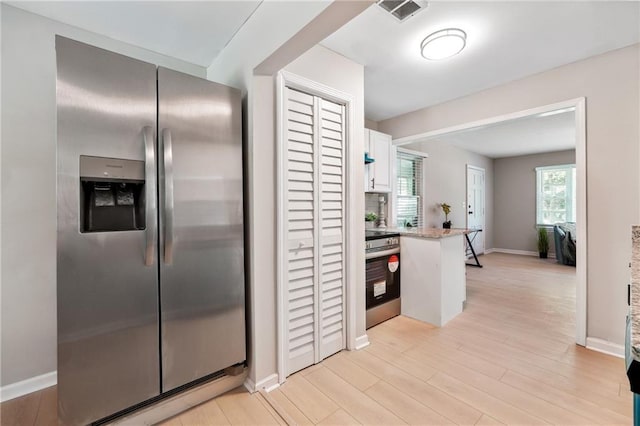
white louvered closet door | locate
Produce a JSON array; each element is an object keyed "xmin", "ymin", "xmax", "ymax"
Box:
[
  {"xmin": 284, "ymin": 88, "xmax": 346, "ymax": 376},
  {"xmin": 318, "ymin": 98, "xmax": 346, "ymax": 360}
]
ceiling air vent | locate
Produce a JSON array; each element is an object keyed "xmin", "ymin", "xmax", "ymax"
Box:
[{"xmin": 377, "ymin": 0, "xmax": 428, "ymax": 22}]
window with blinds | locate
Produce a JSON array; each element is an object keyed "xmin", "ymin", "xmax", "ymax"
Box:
[{"xmin": 396, "ymin": 150, "xmax": 423, "ymax": 227}]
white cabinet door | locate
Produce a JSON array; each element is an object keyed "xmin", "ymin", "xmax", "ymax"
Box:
[
  {"xmin": 283, "ymin": 88, "xmax": 345, "ymax": 376},
  {"xmin": 368, "ymin": 130, "xmax": 392, "ymax": 192}
]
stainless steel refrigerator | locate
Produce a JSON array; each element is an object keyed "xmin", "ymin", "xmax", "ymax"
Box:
[{"xmin": 56, "ymin": 36, "xmax": 246, "ymax": 425}]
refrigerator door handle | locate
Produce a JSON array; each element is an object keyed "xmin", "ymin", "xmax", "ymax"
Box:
[
  {"xmin": 143, "ymin": 126, "xmax": 156, "ymax": 266},
  {"xmin": 162, "ymin": 128, "xmax": 175, "ymax": 264}
]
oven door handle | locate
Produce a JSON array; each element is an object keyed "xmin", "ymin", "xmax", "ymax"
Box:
[{"xmin": 366, "ymin": 247, "xmax": 400, "ymax": 260}]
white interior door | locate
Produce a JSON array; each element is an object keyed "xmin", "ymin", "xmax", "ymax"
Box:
[
  {"xmin": 285, "ymin": 88, "xmax": 317, "ymax": 374},
  {"xmin": 284, "ymin": 87, "xmax": 345, "ymax": 376},
  {"xmin": 318, "ymin": 99, "xmax": 346, "ymax": 360},
  {"xmin": 466, "ymin": 165, "xmax": 485, "ymax": 254}
]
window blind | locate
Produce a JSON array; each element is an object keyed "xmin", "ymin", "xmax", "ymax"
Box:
[{"xmin": 396, "ymin": 150, "xmax": 424, "ymax": 228}]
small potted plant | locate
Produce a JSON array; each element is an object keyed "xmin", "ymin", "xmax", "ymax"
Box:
[
  {"xmin": 537, "ymin": 227, "xmax": 549, "ymax": 258},
  {"xmin": 440, "ymin": 203, "xmax": 452, "ymax": 229},
  {"xmin": 365, "ymin": 211, "xmax": 378, "ymax": 229}
]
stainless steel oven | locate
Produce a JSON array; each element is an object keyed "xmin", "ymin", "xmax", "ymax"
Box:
[{"xmin": 365, "ymin": 231, "xmax": 401, "ymax": 328}]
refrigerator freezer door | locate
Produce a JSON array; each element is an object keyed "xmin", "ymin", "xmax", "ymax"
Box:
[
  {"xmin": 158, "ymin": 67, "xmax": 246, "ymax": 391},
  {"xmin": 56, "ymin": 36, "xmax": 160, "ymax": 424}
]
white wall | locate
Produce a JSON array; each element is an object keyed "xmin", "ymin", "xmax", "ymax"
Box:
[
  {"xmin": 494, "ymin": 150, "xmax": 576, "ymax": 253},
  {"xmin": 365, "ymin": 119, "xmax": 379, "ymax": 131},
  {"xmin": 379, "ymin": 44, "xmax": 640, "ymax": 347},
  {"xmin": 404, "ymin": 141, "xmax": 494, "ymax": 250},
  {"xmin": 245, "ymin": 75, "xmax": 278, "ymax": 388},
  {"xmin": 0, "ymin": 4, "xmax": 205, "ymax": 388}
]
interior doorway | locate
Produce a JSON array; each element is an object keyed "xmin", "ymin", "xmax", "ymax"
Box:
[
  {"xmin": 466, "ymin": 165, "xmax": 485, "ymax": 255},
  {"xmin": 392, "ymin": 98, "xmax": 586, "ymax": 346}
]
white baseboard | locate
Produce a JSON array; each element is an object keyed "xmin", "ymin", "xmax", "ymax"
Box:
[
  {"xmin": 243, "ymin": 377, "xmax": 256, "ymax": 393},
  {"xmin": 355, "ymin": 334, "xmax": 370, "ymax": 350},
  {"xmin": 244, "ymin": 373, "xmax": 279, "ymax": 393},
  {"xmin": 490, "ymin": 248, "xmax": 538, "ymax": 257},
  {"xmin": 484, "ymin": 248, "xmax": 495, "ymax": 254},
  {"xmin": 0, "ymin": 371, "xmax": 57, "ymax": 402},
  {"xmin": 263, "ymin": 379, "xmax": 280, "ymax": 393},
  {"xmin": 586, "ymin": 337, "xmax": 624, "ymax": 358}
]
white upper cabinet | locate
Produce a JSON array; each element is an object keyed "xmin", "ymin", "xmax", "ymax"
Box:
[{"xmin": 365, "ymin": 129, "xmax": 393, "ymax": 193}]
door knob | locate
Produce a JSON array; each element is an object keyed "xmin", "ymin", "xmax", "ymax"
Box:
[{"xmin": 468, "ymin": 211, "xmax": 473, "ymax": 214}]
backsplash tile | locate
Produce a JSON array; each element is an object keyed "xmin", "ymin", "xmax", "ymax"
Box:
[{"xmin": 365, "ymin": 193, "xmax": 388, "ymax": 226}]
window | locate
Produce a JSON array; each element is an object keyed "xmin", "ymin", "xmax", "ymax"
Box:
[
  {"xmin": 536, "ymin": 164, "xmax": 576, "ymax": 225},
  {"xmin": 396, "ymin": 150, "xmax": 424, "ymax": 227}
]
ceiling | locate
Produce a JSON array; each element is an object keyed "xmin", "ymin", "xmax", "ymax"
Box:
[
  {"xmin": 7, "ymin": 1, "xmax": 262, "ymax": 67},
  {"xmin": 404, "ymin": 109, "xmax": 576, "ymax": 158},
  {"xmin": 322, "ymin": 1, "xmax": 640, "ymax": 121}
]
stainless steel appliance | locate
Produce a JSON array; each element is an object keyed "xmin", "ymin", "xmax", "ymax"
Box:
[
  {"xmin": 56, "ymin": 37, "xmax": 245, "ymax": 425},
  {"xmin": 365, "ymin": 231, "xmax": 401, "ymax": 328}
]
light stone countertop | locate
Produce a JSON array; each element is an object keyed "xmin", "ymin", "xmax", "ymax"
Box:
[{"xmin": 378, "ymin": 227, "xmax": 470, "ymax": 239}]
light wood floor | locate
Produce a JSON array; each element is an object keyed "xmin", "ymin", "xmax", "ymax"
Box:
[
  {"xmin": 2, "ymin": 253, "xmax": 630, "ymax": 425},
  {"xmin": 265, "ymin": 253, "xmax": 631, "ymax": 425}
]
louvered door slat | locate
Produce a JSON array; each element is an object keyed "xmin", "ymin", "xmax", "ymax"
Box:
[
  {"xmin": 285, "ymin": 88, "xmax": 316, "ymax": 375},
  {"xmin": 318, "ymin": 99, "xmax": 345, "ymax": 359}
]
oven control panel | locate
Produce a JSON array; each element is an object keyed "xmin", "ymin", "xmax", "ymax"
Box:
[{"xmin": 366, "ymin": 237, "xmax": 400, "ymax": 253}]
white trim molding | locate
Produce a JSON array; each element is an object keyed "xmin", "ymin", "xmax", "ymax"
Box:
[
  {"xmin": 244, "ymin": 377, "xmax": 256, "ymax": 394},
  {"xmin": 0, "ymin": 371, "xmax": 57, "ymax": 402},
  {"xmin": 392, "ymin": 97, "xmax": 587, "ymax": 347},
  {"xmin": 586, "ymin": 337, "xmax": 624, "ymax": 359},
  {"xmin": 354, "ymin": 334, "xmax": 370, "ymax": 350},
  {"xmin": 574, "ymin": 97, "xmax": 587, "ymax": 347},
  {"xmin": 396, "ymin": 147, "xmax": 429, "ymax": 158},
  {"xmin": 244, "ymin": 373, "xmax": 279, "ymax": 394},
  {"xmin": 490, "ymin": 248, "xmax": 538, "ymax": 257},
  {"xmin": 393, "ymin": 98, "xmax": 585, "ymax": 147},
  {"xmin": 276, "ymin": 70, "xmax": 357, "ymax": 384}
]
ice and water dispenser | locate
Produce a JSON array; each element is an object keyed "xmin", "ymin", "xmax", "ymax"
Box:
[{"xmin": 79, "ymin": 155, "xmax": 146, "ymax": 232}]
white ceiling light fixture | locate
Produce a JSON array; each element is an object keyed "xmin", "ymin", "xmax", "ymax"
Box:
[{"xmin": 420, "ymin": 28, "xmax": 467, "ymax": 60}]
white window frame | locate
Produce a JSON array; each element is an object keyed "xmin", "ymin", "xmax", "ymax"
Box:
[
  {"xmin": 535, "ymin": 164, "xmax": 576, "ymax": 226},
  {"xmin": 393, "ymin": 148, "xmax": 427, "ymax": 228}
]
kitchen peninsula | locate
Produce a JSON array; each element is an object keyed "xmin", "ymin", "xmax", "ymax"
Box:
[{"xmin": 387, "ymin": 227, "xmax": 468, "ymax": 327}]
